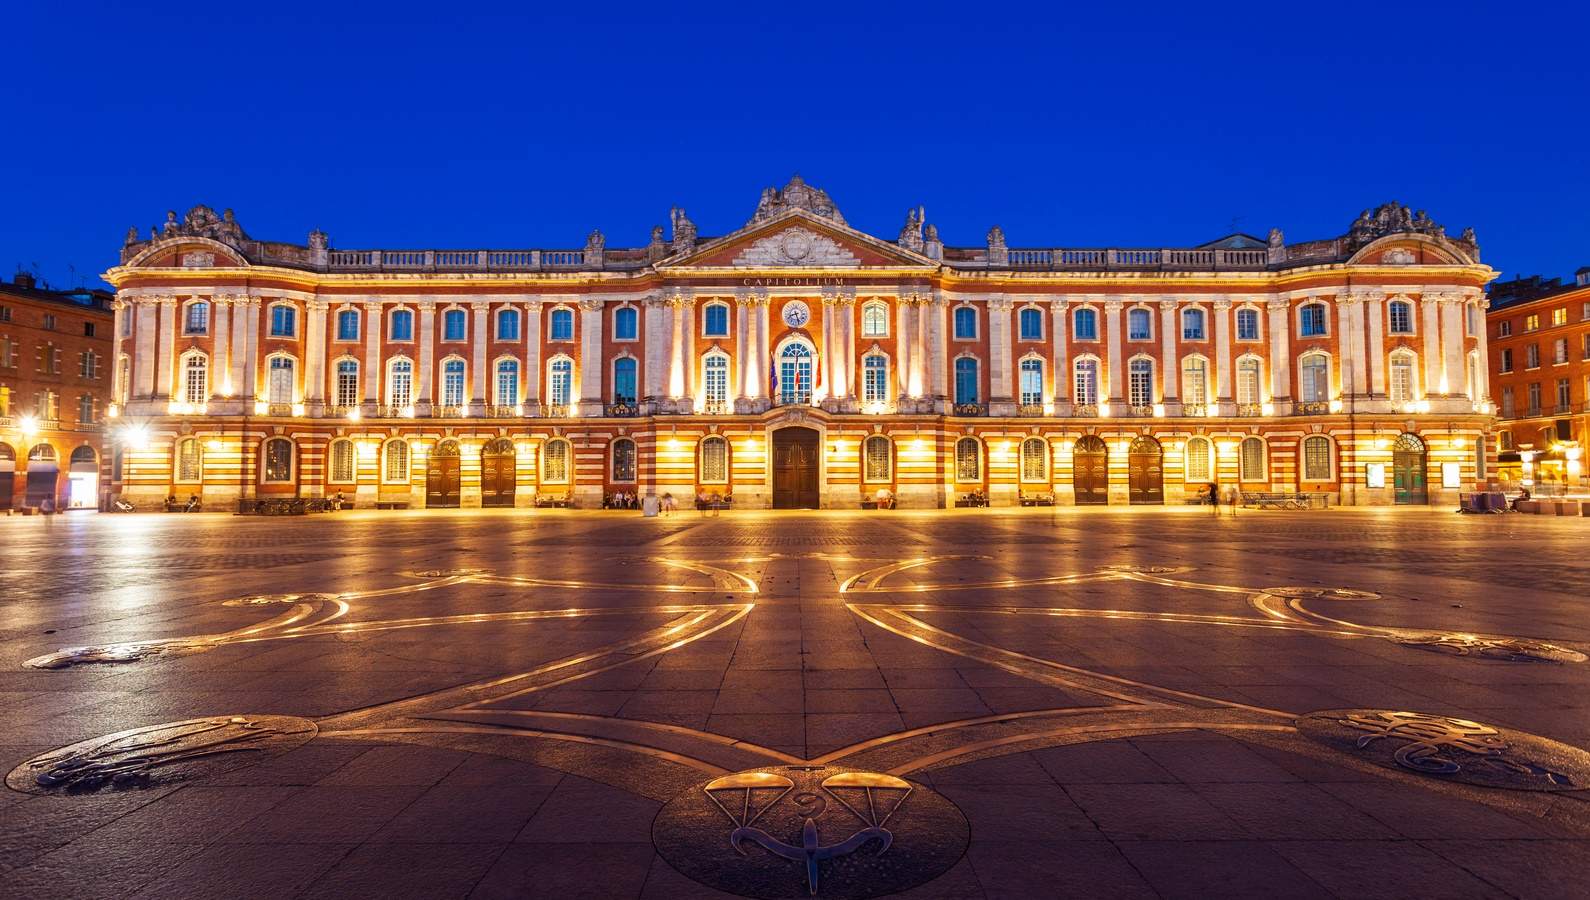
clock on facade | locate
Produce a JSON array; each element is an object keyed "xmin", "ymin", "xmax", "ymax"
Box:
[{"xmin": 781, "ymin": 300, "xmax": 811, "ymax": 328}]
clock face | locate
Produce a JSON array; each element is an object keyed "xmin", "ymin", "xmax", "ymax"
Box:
[{"xmin": 782, "ymin": 301, "xmax": 811, "ymax": 328}]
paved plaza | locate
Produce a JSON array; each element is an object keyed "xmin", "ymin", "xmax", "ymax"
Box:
[{"xmin": 3, "ymin": 507, "xmax": 1590, "ymax": 899}]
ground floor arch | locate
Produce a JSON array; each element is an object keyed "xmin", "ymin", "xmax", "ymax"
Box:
[
  {"xmin": 481, "ymin": 437, "xmax": 516, "ymax": 508},
  {"xmin": 772, "ymin": 426, "xmax": 820, "ymax": 509},
  {"xmin": 1127, "ymin": 436, "xmax": 1164, "ymax": 505},
  {"xmin": 25, "ymin": 444, "xmax": 59, "ymax": 508},
  {"xmin": 68, "ymin": 445, "xmax": 99, "ymax": 509},
  {"xmin": 1072, "ymin": 435, "xmax": 1108, "ymax": 505},
  {"xmin": 1392, "ymin": 432, "xmax": 1428, "ymax": 505},
  {"xmin": 428, "ymin": 439, "xmax": 462, "ymax": 508}
]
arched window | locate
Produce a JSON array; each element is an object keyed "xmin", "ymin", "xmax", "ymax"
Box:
[
  {"xmin": 1181, "ymin": 357, "xmax": 1209, "ymax": 407},
  {"xmin": 861, "ymin": 302, "xmax": 888, "ymax": 337},
  {"xmin": 183, "ymin": 300, "xmax": 210, "ymax": 335},
  {"xmin": 1239, "ymin": 437, "xmax": 1266, "ymax": 481},
  {"xmin": 262, "ymin": 437, "xmax": 294, "ymax": 482},
  {"xmin": 387, "ymin": 358, "xmax": 413, "ymax": 407},
  {"xmin": 1301, "ymin": 435, "xmax": 1333, "ymax": 481},
  {"xmin": 778, "ymin": 342, "xmax": 813, "ymax": 405},
  {"xmin": 955, "ymin": 437, "xmax": 981, "ymax": 481},
  {"xmin": 862, "ymin": 435, "xmax": 892, "ymax": 482},
  {"xmin": 542, "ymin": 438, "xmax": 571, "ymax": 483},
  {"xmin": 614, "ymin": 306, "xmax": 638, "ymax": 341},
  {"xmin": 383, "ymin": 440, "xmax": 410, "ymax": 483},
  {"xmin": 1021, "ymin": 437, "xmax": 1048, "ymax": 482},
  {"xmin": 182, "ymin": 353, "xmax": 208, "ymax": 404},
  {"xmin": 1389, "ymin": 352, "xmax": 1417, "ymax": 405},
  {"xmin": 1073, "ymin": 308, "xmax": 1098, "ymax": 340},
  {"xmin": 1018, "ymin": 307, "xmax": 1043, "ymax": 340},
  {"xmin": 1236, "ymin": 357, "xmax": 1262, "ymax": 406},
  {"xmin": 441, "ymin": 359, "xmax": 466, "ymax": 407},
  {"xmin": 266, "ymin": 356, "xmax": 295, "ymax": 404},
  {"xmin": 1298, "ymin": 353, "xmax": 1330, "ymax": 402},
  {"xmin": 954, "ymin": 357, "xmax": 979, "ymax": 405},
  {"xmin": 1128, "ymin": 358, "xmax": 1154, "ymax": 407},
  {"xmin": 389, "ymin": 309, "xmax": 414, "ymax": 342},
  {"xmin": 613, "ymin": 357, "xmax": 638, "ymax": 404},
  {"xmin": 611, "ymin": 438, "xmax": 636, "ymax": 482},
  {"xmin": 953, "ymin": 307, "xmax": 977, "ymax": 339},
  {"xmin": 1073, "ymin": 358, "xmax": 1099, "ymax": 406},
  {"xmin": 494, "ymin": 358, "xmax": 519, "ymax": 406},
  {"xmin": 550, "ymin": 308, "xmax": 574, "ymax": 341},
  {"xmin": 336, "ymin": 309, "xmax": 360, "ymax": 341},
  {"xmin": 548, "ymin": 358, "xmax": 573, "ymax": 405},
  {"xmin": 700, "ymin": 435, "xmax": 729, "ymax": 484},
  {"xmin": 863, "ymin": 355, "xmax": 889, "ymax": 404},
  {"xmin": 1388, "ymin": 300, "xmax": 1414, "ymax": 335},
  {"xmin": 1185, "ymin": 436, "xmax": 1212, "ymax": 481},
  {"xmin": 268, "ymin": 303, "xmax": 297, "ymax": 338},
  {"xmin": 329, "ymin": 439, "xmax": 355, "ymax": 483},
  {"xmin": 174, "ymin": 437, "xmax": 202, "ymax": 483},
  {"xmin": 1181, "ymin": 308, "xmax": 1206, "ymax": 340},
  {"xmin": 1298, "ymin": 303, "xmax": 1328, "ymax": 337},
  {"xmin": 702, "ymin": 353, "xmax": 729, "ymax": 405},
  {"xmin": 335, "ymin": 359, "xmax": 360, "ymax": 408},
  {"xmin": 442, "ymin": 308, "xmax": 467, "ymax": 341},
  {"xmin": 496, "ymin": 308, "xmax": 520, "ymax": 342},
  {"xmin": 1019, "ymin": 358, "xmax": 1044, "ymax": 406},
  {"xmin": 1236, "ymin": 307, "xmax": 1260, "ymax": 341},
  {"xmin": 1127, "ymin": 308, "xmax": 1152, "ymax": 340},
  {"xmin": 702, "ymin": 302, "xmax": 729, "ymax": 338}
]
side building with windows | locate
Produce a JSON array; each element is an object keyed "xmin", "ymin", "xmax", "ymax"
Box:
[
  {"xmin": 0, "ymin": 274, "xmax": 114, "ymax": 510},
  {"xmin": 1487, "ymin": 269, "xmax": 1590, "ymax": 489},
  {"xmin": 102, "ymin": 184, "xmax": 1494, "ymax": 509}
]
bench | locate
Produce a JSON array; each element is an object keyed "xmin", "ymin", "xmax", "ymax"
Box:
[
  {"xmin": 694, "ymin": 497, "xmax": 733, "ymax": 511},
  {"xmin": 1241, "ymin": 492, "xmax": 1327, "ymax": 510},
  {"xmin": 375, "ymin": 500, "xmax": 409, "ymax": 510},
  {"xmin": 861, "ymin": 496, "xmax": 896, "ymax": 510},
  {"xmin": 534, "ymin": 493, "xmax": 572, "ymax": 508},
  {"xmin": 1019, "ymin": 492, "xmax": 1055, "ymax": 507},
  {"xmin": 954, "ymin": 493, "xmax": 989, "ymax": 508}
]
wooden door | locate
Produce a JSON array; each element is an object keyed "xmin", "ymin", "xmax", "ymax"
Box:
[
  {"xmin": 772, "ymin": 427, "xmax": 820, "ymax": 509},
  {"xmin": 427, "ymin": 441, "xmax": 461, "ymax": 508},
  {"xmin": 1392, "ymin": 434, "xmax": 1427, "ymax": 505},
  {"xmin": 1127, "ymin": 437, "xmax": 1163, "ymax": 505},
  {"xmin": 1072, "ymin": 436, "xmax": 1109, "ymax": 505},
  {"xmin": 480, "ymin": 438, "xmax": 516, "ymax": 508}
]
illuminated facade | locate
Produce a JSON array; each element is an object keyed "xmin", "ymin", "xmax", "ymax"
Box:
[
  {"xmin": 103, "ymin": 181, "xmax": 1496, "ymax": 509},
  {"xmin": 1487, "ymin": 272, "xmax": 1590, "ymax": 488}
]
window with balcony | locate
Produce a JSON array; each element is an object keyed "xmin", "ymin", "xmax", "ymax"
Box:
[
  {"xmin": 701, "ymin": 354, "xmax": 727, "ymax": 406},
  {"xmin": 1500, "ymin": 386, "xmax": 1514, "ymax": 418},
  {"xmin": 1527, "ymin": 382, "xmax": 1541, "ymax": 415},
  {"xmin": 954, "ymin": 357, "xmax": 979, "ymax": 405},
  {"xmin": 182, "ymin": 353, "xmax": 208, "ymax": 404},
  {"xmin": 1298, "ymin": 353, "xmax": 1329, "ymax": 402},
  {"xmin": 548, "ymin": 358, "xmax": 573, "ymax": 405},
  {"xmin": 494, "ymin": 359, "xmax": 518, "ymax": 406},
  {"xmin": 267, "ymin": 356, "xmax": 295, "ymax": 404},
  {"xmin": 1019, "ymin": 358, "xmax": 1043, "ymax": 406},
  {"xmin": 1557, "ymin": 378, "xmax": 1571, "ymax": 411},
  {"xmin": 1389, "ymin": 352, "xmax": 1415, "ymax": 405},
  {"xmin": 1073, "ymin": 358, "xmax": 1099, "ymax": 406},
  {"xmin": 1236, "ymin": 357, "xmax": 1261, "ymax": 406},
  {"xmin": 1182, "ymin": 357, "xmax": 1209, "ymax": 407},
  {"xmin": 613, "ymin": 357, "xmax": 638, "ymax": 404},
  {"xmin": 388, "ymin": 359, "xmax": 414, "ymax": 407},
  {"xmin": 335, "ymin": 360, "xmax": 360, "ymax": 408},
  {"xmin": 1128, "ymin": 358, "xmax": 1154, "ymax": 407},
  {"xmin": 863, "ymin": 355, "xmax": 889, "ymax": 404},
  {"xmin": 441, "ymin": 359, "xmax": 465, "ymax": 407}
]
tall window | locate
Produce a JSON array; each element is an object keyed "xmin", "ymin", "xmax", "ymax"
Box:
[
  {"xmin": 184, "ymin": 301, "xmax": 209, "ymax": 335},
  {"xmin": 778, "ymin": 343, "xmax": 813, "ymax": 405},
  {"xmin": 384, "ymin": 440, "xmax": 409, "ymax": 483},
  {"xmin": 1128, "ymin": 358, "xmax": 1153, "ymax": 407},
  {"xmin": 550, "ymin": 308, "xmax": 574, "ymax": 341},
  {"xmin": 953, "ymin": 307, "xmax": 976, "ymax": 339},
  {"xmin": 1021, "ymin": 437, "xmax": 1047, "ymax": 482},
  {"xmin": 496, "ymin": 309, "xmax": 520, "ymax": 341},
  {"xmin": 337, "ymin": 309, "xmax": 360, "ymax": 341},
  {"xmin": 1528, "ymin": 382, "xmax": 1541, "ymax": 414},
  {"xmin": 267, "ymin": 356, "xmax": 295, "ymax": 404},
  {"xmin": 1239, "ymin": 437, "xmax": 1266, "ymax": 481},
  {"xmin": 442, "ymin": 359, "xmax": 466, "ymax": 407},
  {"xmin": 182, "ymin": 354, "xmax": 208, "ymax": 404},
  {"xmin": 390, "ymin": 309, "xmax": 414, "ymax": 341},
  {"xmin": 542, "ymin": 439, "xmax": 570, "ymax": 483},
  {"xmin": 1073, "ymin": 308, "xmax": 1098, "ymax": 340},
  {"xmin": 614, "ymin": 307, "xmax": 638, "ymax": 341},
  {"xmin": 329, "ymin": 440, "xmax": 355, "ymax": 483},
  {"xmin": 1128, "ymin": 308, "xmax": 1152, "ymax": 340},
  {"xmin": 1298, "ymin": 353, "xmax": 1329, "ymax": 402},
  {"xmin": 700, "ymin": 436, "xmax": 729, "ymax": 483},
  {"xmin": 1018, "ymin": 308, "xmax": 1042, "ymax": 340},
  {"xmin": 1073, "ymin": 359, "xmax": 1099, "ymax": 406},
  {"xmin": 954, "ymin": 357, "xmax": 979, "ymax": 405},
  {"xmin": 442, "ymin": 309, "xmax": 466, "ymax": 341},
  {"xmin": 1500, "ymin": 386, "xmax": 1514, "ymax": 418},
  {"xmin": 1298, "ymin": 303, "xmax": 1327, "ymax": 337},
  {"xmin": 702, "ymin": 354, "xmax": 728, "ymax": 405},
  {"xmin": 1501, "ymin": 349, "xmax": 1514, "ymax": 373},
  {"xmin": 863, "ymin": 355, "xmax": 889, "ymax": 404},
  {"xmin": 1554, "ymin": 338, "xmax": 1569, "ymax": 365},
  {"xmin": 1389, "ymin": 353, "xmax": 1416, "ymax": 404},
  {"xmin": 1181, "ymin": 357, "xmax": 1208, "ymax": 406},
  {"xmin": 335, "ymin": 360, "xmax": 359, "ymax": 408},
  {"xmin": 1181, "ymin": 308, "xmax": 1206, "ymax": 340},
  {"xmin": 1236, "ymin": 308, "xmax": 1259, "ymax": 341},
  {"xmin": 387, "ymin": 359, "xmax": 413, "ymax": 407},
  {"xmin": 955, "ymin": 437, "xmax": 981, "ymax": 481},
  {"xmin": 1185, "ymin": 437, "xmax": 1212, "ymax": 481},
  {"xmin": 703, "ymin": 303, "xmax": 729, "ymax": 337},
  {"xmin": 614, "ymin": 357, "xmax": 638, "ymax": 404},
  {"xmin": 1553, "ymin": 307, "xmax": 1568, "ymax": 326},
  {"xmin": 494, "ymin": 359, "xmax": 519, "ymax": 406},
  {"xmin": 1236, "ymin": 357, "xmax": 1261, "ymax": 406},
  {"xmin": 262, "ymin": 438, "xmax": 293, "ymax": 482},
  {"xmin": 861, "ymin": 303, "xmax": 888, "ymax": 337},
  {"xmin": 175, "ymin": 438, "xmax": 202, "ymax": 482},
  {"xmin": 1301, "ymin": 435, "xmax": 1332, "ymax": 481},
  {"xmin": 269, "ymin": 304, "xmax": 296, "ymax": 338},
  {"xmin": 79, "ymin": 394, "xmax": 95, "ymax": 424},
  {"xmin": 1557, "ymin": 378, "xmax": 1571, "ymax": 410},
  {"xmin": 863, "ymin": 435, "xmax": 891, "ymax": 482},
  {"xmin": 611, "ymin": 438, "xmax": 636, "ymax": 482},
  {"xmin": 548, "ymin": 358, "xmax": 573, "ymax": 405},
  {"xmin": 1526, "ymin": 344, "xmax": 1540, "ymax": 368},
  {"xmin": 1498, "ymin": 320, "xmax": 1511, "ymax": 337},
  {"xmin": 1388, "ymin": 300, "xmax": 1413, "ymax": 334},
  {"xmin": 1019, "ymin": 358, "xmax": 1043, "ymax": 406}
]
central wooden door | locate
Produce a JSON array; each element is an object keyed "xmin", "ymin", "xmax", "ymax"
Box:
[
  {"xmin": 1392, "ymin": 433, "xmax": 1428, "ymax": 505},
  {"xmin": 1127, "ymin": 436, "xmax": 1164, "ymax": 505},
  {"xmin": 772, "ymin": 427, "xmax": 820, "ymax": 509},
  {"xmin": 1072, "ymin": 435, "xmax": 1109, "ymax": 505},
  {"xmin": 480, "ymin": 438, "xmax": 516, "ymax": 508},
  {"xmin": 427, "ymin": 440, "xmax": 461, "ymax": 508}
]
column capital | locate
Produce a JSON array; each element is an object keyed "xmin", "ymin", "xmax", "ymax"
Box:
[
  {"xmin": 305, "ymin": 298, "xmax": 329, "ymax": 312},
  {"xmin": 416, "ymin": 298, "xmax": 438, "ymax": 312},
  {"xmin": 1337, "ymin": 291, "xmax": 1362, "ymax": 306},
  {"xmin": 1103, "ymin": 298, "xmax": 1124, "ymax": 312},
  {"xmin": 363, "ymin": 300, "xmax": 384, "ymax": 313},
  {"xmin": 1212, "ymin": 296, "xmax": 1233, "ymax": 311},
  {"xmin": 470, "ymin": 299, "xmax": 491, "ymax": 312},
  {"xmin": 1266, "ymin": 297, "xmax": 1290, "ymax": 311},
  {"xmin": 1049, "ymin": 298, "xmax": 1067, "ymax": 313},
  {"xmin": 987, "ymin": 296, "xmax": 1014, "ymax": 312},
  {"xmin": 1157, "ymin": 297, "xmax": 1178, "ymax": 311},
  {"xmin": 156, "ymin": 294, "xmax": 177, "ymax": 306},
  {"xmin": 578, "ymin": 297, "xmax": 604, "ymax": 313}
]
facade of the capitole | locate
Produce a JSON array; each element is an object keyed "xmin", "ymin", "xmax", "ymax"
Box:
[{"xmin": 101, "ymin": 177, "xmax": 1497, "ymax": 510}]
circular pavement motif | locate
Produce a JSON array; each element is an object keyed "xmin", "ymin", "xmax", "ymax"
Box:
[
  {"xmin": 1397, "ymin": 635, "xmax": 1587, "ymax": 664},
  {"xmin": 1097, "ymin": 564, "xmax": 1191, "ymax": 575},
  {"xmin": 653, "ymin": 765, "xmax": 969, "ymax": 899},
  {"xmin": 1297, "ymin": 709, "xmax": 1590, "ymax": 791},
  {"xmin": 1263, "ymin": 587, "xmax": 1380, "ymax": 601},
  {"xmin": 221, "ymin": 592, "xmax": 339, "ymax": 607},
  {"xmin": 401, "ymin": 568, "xmax": 485, "ymax": 578},
  {"xmin": 7, "ymin": 715, "xmax": 317, "ymax": 795}
]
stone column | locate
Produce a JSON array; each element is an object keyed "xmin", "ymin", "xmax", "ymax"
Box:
[
  {"xmin": 212, "ymin": 296, "xmax": 231, "ymax": 397},
  {"xmin": 110, "ymin": 298, "xmax": 126, "ymax": 404},
  {"xmin": 1267, "ymin": 298, "xmax": 1291, "ymax": 401},
  {"xmin": 1213, "ymin": 297, "xmax": 1232, "ymax": 403},
  {"xmin": 735, "ymin": 293, "xmax": 749, "ymax": 399},
  {"xmin": 365, "ymin": 301, "xmax": 384, "ymax": 407},
  {"xmin": 668, "ymin": 293, "xmax": 687, "ymax": 400},
  {"xmin": 238, "ymin": 298, "xmax": 259, "ymax": 400},
  {"xmin": 1420, "ymin": 295, "xmax": 1442, "ymax": 397},
  {"xmin": 155, "ymin": 296, "xmax": 177, "ymax": 400},
  {"xmin": 524, "ymin": 301, "xmax": 543, "ymax": 405},
  {"xmin": 470, "ymin": 301, "xmax": 489, "ymax": 411},
  {"xmin": 304, "ymin": 300, "xmax": 327, "ymax": 406},
  {"xmin": 644, "ymin": 294, "xmax": 668, "ymax": 402},
  {"xmin": 1439, "ymin": 293, "xmax": 1464, "ymax": 396},
  {"xmin": 912, "ymin": 294, "xmax": 928, "ymax": 400},
  {"xmin": 841, "ymin": 294, "xmax": 857, "ymax": 400},
  {"xmin": 1336, "ymin": 295, "xmax": 1358, "ymax": 397},
  {"xmin": 1472, "ymin": 296, "xmax": 1491, "ymax": 399},
  {"xmin": 134, "ymin": 299, "xmax": 157, "ymax": 400},
  {"xmin": 1049, "ymin": 299, "xmax": 1068, "ymax": 405},
  {"xmin": 820, "ymin": 291, "xmax": 837, "ymax": 401},
  {"xmin": 927, "ymin": 294, "xmax": 948, "ymax": 402},
  {"xmin": 1104, "ymin": 299, "xmax": 1124, "ymax": 403},
  {"xmin": 683, "ymin": 296, "xmax": 697, "ymax": 401},
  {"xmin": 988, "ymin": 296, "xmax": 1013, "ymax": 407},
  {"xmin": 1157, "ymin": 299, "xmax": 1178, "ymax": 404},
  {"xmin": 895, "ymin": 295, "xmax": 913, "ymax": 399},
  {"xmin": 578, "ymin": 297, "xmax": 604, "ymax": 414},
  {"xmin": 1365, "ymin": 291, "xmax": 1387, "ymax": 396},
  {"xmin": 417, "ymin": 300, "xmax": 436, "ymax": 408},
  {"xmin": 755, "ymin": 298, "xmax": 770, "ymax": 400}
]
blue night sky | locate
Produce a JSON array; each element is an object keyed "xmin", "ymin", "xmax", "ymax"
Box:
[{"xmin": 9, "ymin": 1, "xmax": 1588, "ymax": 289}]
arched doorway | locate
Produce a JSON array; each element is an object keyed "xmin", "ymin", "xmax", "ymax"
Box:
[
  {"xmin": 1072, "ymin": 435, "xmax": 1108, "ymax": 505},
  {"xmin": 1128, "ymin": 436, "xmax": 1163, "ymax": 505},
  {"xmin": 0, "ymin": 443, "xmax": 15, "ymax": 511},
  {"xmin": 25, "ymin": 444, "xmax": 58, "ymax": 508},
  {"xmin": 1392, "ymin": 433, "xmax": 1428, "ymax": 505},
  {"xmin": 772, "ymin": 426, "xmax": 820, "ymax": 509},
  {"xmin": 427, "ymin": 440, "xmax": 461, "ymax": 508},
  {"xmin": 68, "ymin": 446, "xmax": 99, "ymax": 509},
  {"xmin": 481, "ymin": 438, "xmax": 516, "ymax": 508}
]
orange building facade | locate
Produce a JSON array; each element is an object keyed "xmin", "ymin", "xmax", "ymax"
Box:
[
  {"xmin": 1487, "ymin": 274, "xmax": 1590, "ymax": 489},
  {"xmin": 102, "ymin": 180, "xmax": 1496, "ymax": 510}
]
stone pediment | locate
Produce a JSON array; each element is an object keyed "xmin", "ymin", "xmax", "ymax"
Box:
[
  {"xmin": 732, "ymin": 226, "xmax": 860, "ymax": 267},
  {"xmin": 664, "ymin": 211, "xmax": 937, "ymax": 270}
]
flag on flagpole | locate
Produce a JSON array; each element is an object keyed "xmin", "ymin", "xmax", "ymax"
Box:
[{"xmin": 769, "ymin": 359, "xmax": 777, "ymax": 397}]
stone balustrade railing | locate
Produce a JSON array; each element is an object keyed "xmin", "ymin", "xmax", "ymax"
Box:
[
  {"xmin": 1004, "ymin": 247, "xmax": 1269, "ymax": 271},
  {"xmin": 324, "ymin": 249, "xmax": 591, "ymax": 273}
]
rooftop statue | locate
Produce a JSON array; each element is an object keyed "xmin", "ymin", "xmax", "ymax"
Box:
[{"xmin": 748, "ymin": 175, "xmax": 846, "ymax": 226}]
